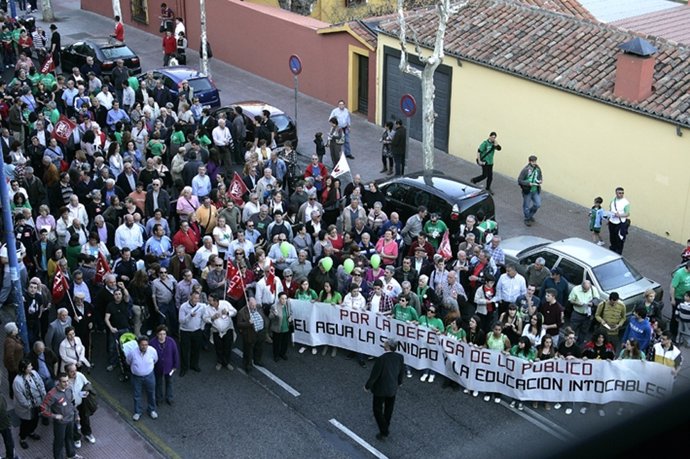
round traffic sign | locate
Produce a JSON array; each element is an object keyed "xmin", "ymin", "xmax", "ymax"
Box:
[
  {"xmin": 289, "ymin": 55, "xmax": 303, "ymax": 75},
  {"xmin": 400, "ymin": 94, "xmax": 416, "ymax": 117}
]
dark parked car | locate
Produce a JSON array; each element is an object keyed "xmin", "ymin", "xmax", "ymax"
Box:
[
  {"xmin": 502, "ymin": 236, "xmax": 663, "ymax": 314},
  {"xmin": 212, "ymin": 101, "xmax": 298, "ymax": 149},
  {"xmin": 60, "ymin": 38, "xmax": 141, "ymax": 76},
  {"xmin": 376, "ymin": 171, "xmax": 495, "ymax": 237},
  {"xmin": 139, "ymin": 66, "xmax": 221, "ymax": 109}
]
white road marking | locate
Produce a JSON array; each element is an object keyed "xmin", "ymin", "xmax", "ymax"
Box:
[
  {"xmin": 232, "ymin": 349, "xmax": 301, "ymax": 397},
  {"xmin": 329, "ymin": 418, "xmax": 389, "ymax": 459},
  {"xmin": 500, "ymin": 401, "xmax": 574, "ymax": 442}
]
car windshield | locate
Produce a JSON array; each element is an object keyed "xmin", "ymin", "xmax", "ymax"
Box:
[
  {"xmin": 271, "ymin": 114, "xmax": 291, "ymax": 131},
  {"xmin": 188, "ymin": 77, "xmax": 213, "ymax": 92},
  {"xmin": 592, "ymin": 258, "xmax": 643, "ymax": 291},
  {"xmin": 101, "ymin": 46, "xmax": 134, "ymax": 59}
]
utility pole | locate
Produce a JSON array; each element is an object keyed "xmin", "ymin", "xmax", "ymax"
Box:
[
  {"xmin": 0, "ymin": 164, "xmax": 29, "ymax": 351},
  {"xmin": 9, "ymin": 0, "xmax": 16, "ymax": 18},
  {"xmin": 112, "ymin": 0, "xmax": 122, "ymax": 18},
  {"xmin": 200, "ymin": 0, "xmax": 210, "ymax": 77}
]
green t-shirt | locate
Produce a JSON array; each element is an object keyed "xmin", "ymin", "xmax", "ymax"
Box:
[
  {"xmin": 445, "ymin": 324, "xmax": 466, "ymax": 341},
  {"xmin": 171, "ymin": 130, "xmax": 185, "ymax": 145},
  {"xmin": 423, "ymin": 220, "xmax": 448, "ymax": 249},
  {"xmin": 510, "ymin": 345, "xmax": 536, "ymax": 361},
  {"xmin": 199, "ymin": 134, "xmax": 212, "ymax": 146},
  {"xmin": 148, "ymin": 139, "xmax": 165, "ymax": 157},
  {"xmin": 672, "ymin": 268, "xmax": 690, "ymax": 299},
  {"xmin": 319, "ymin": 291, "xmax": 342, "ymax": 304},
  {"xmin": 419, "ymin": 315, "xmax": 444, "ymax": 333},
  {"xmin": 478, "ymin": 139, "xmax": 497, "ymax": 165},
  {"xmin": 393, "ymin": 304, "xmax": 418, "ymax": 323},
  {"xmin": 295, "ymin": 289, "xmax": 317, "ymax": 301}
]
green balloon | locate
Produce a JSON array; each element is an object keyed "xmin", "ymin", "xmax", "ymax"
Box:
[
  {"xmin": 343, "ymin": 259, "xmax": 354, "ymax": 274},
  {"xmin": 321, "ymin": 256, "xmax": 334, "ymax": 272},
  {"xmin": 371, "ymin": 254, "xmax": 381, "ymax": 269},
  {"xmin": 280, "ymin": 241, "xmax": 290, "ymax": 258}
]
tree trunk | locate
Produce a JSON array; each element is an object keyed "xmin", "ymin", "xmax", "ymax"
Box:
[
  {"xmin": 41, "ymin": 0, "xmax": 55, "ymax": 22},
  {"xmin": 112, "ymin": 0, "xmax": 122, "ymax": 18},
  {"xmin": 200, "ymin": 0, "xmax": 210, "ymax": 77},
  {"xmin": 397, "ymin": 0, "xmax": 461, "ymax": 172}
]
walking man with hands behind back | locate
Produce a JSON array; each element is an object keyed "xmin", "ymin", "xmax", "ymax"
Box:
[{"xmin": 365, "ymin": 338, "xmax": 405, "ymax": 441}]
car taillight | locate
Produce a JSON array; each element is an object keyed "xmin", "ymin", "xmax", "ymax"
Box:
[
  {"xmin": 450, "ymin": 204, "xmax": 460, "ymax": 221},
  {"xmin": 130, "ymin": 57, "xmax": 139, "ymax": 65},
  {"xmin": 102, "ymin": 60, "xmax": 114, "ymax": 70}
]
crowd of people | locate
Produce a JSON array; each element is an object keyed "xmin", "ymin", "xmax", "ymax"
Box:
[{"xmin": 0, "ymin": 7, "xmax": 685, "ymax": 456}]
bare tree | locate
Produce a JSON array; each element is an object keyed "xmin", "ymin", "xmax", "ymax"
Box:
[
  {"xmin": 397, "ymin": 0, "xmax": 462, "ymax": 171},
  {"xmin": 112, "ymin": 0, "xmax": 122, "ymax": 18},
  {"xmin": 41, "ymin": 0, "xmax": 55, "ymax": 21}
]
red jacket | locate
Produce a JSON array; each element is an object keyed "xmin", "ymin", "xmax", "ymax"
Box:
[
  {"xmin": 114, "ymin": 22, "xmax": 125, "ymax": 42},
  {"xmin": 162, "ymin": 35, "xmax": 177, "ymax": 54},
  {"xmin": 172, "ymin": 228, "xmax": 200, "ymax": 256}
]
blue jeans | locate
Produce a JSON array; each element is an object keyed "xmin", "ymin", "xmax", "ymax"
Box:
[
  {"xmin": 522, "ymin": 191, "xmax": 542, "ymax": 220},
  {"xmin": 132, "ymin": 372, "xmax": 156, "ymax": 415},
  {"xmin": 343, "ymin": 128, "xmax": 352, "ymax": 157},
  {"xmin": 155, "ymin": 372, "xmax": 174, "ymax": 403}
]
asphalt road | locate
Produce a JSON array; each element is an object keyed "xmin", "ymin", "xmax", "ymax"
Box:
[{"xmin": 32, "ymin": 2, "xmax": 690, "ymax": 458}]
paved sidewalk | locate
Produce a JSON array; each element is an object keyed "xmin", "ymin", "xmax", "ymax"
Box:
[{"xmin": 5, "ymin": 390, "xmax": 166, "ymax": 459}]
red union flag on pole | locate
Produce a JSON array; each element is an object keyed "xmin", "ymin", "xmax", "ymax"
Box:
[
  {"xmin": 95, "ymin": 251, "xmax": 111, "ymax": 284},
  {"xmin": 225, "ymin": 259, "xmax": 245, "ymax": 299},
  {"xmin": 40, "ymin": 55, "xmax": 55, "ymax": 74},
  {"xmin": 438, "ymin": 230, "xmax": 453, "ymax": 261},
  {"xmin": 331, "ymin": 153, "xmax": 350, "ymax": 179},
  {"xmin": 52, "ymin": 115, "xmax": 77, "ymax": 145},
  {"xmin": 227, "ymin": 172, "xmax": 249, "ymax": 206},
  {"xmin": 52, "ymin": 266, "xmax": 69, "ymax": 303}
]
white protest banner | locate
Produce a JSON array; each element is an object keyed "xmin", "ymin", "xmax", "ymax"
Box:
[{"xmin": 289, "ymin": 300, "xmax": 675, "ymax": 405}]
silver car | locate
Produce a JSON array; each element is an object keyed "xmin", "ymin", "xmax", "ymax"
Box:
[{"xmin": 501, "ymin": 236, "xmax": 663, "ymax": 314}]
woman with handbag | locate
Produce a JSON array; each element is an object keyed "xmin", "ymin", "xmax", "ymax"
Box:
[
  {"xmin": 269, "ymin": 292, "xmax": 294, "ymax": 362},
  {"xmin": 66, "ymin": 363, "xmax": 96, "ymax": 446},
  {"xmin": 12, "ymin": 359, "xmax": 46, "ymax": 450},
  {"xmin": 58, "ymin": 326, "xmax": 91, "ymax": 373}
]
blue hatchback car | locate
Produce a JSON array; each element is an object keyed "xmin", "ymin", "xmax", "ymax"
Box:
[{"xmin": 138, "ymin": 66, "xmax": 221, "ymax": 108}]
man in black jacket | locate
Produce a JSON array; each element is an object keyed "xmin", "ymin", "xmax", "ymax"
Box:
[{"xmin": 364, "ymin": 338, "xmax": 405, "ymax": 441}]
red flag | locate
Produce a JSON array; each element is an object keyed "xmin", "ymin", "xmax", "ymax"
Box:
[
  {"xmin": 52, "ymin": 266, "xmax": 69, "ymax": 303},
  {"xmin": 52, "ymin": 115, "xmax": 77, "ymax": 145},
  {"xmin": 227, "ymin": 172, "xmax": 249, "ymax": 206},
  {"xmin": 264, "ymin": 263, "xmax": 276, "ymax": 295},
  {"xmin": 438, "ymin": 230, "xmax": 452, "ymax": 261},
  {"xmin": 225, "ymin": 260, "xmax": 245, "ymax": 299},
  {"xmin": 95, "ymin": 251, "xmax": 111, "ymax": 284},
  {"xmin": 40, "ymin": 55, "xmax": 55, "ymax": 74}
]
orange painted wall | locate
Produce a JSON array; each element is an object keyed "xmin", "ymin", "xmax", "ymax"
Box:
[{"xmin": 80, "ymin": 0, "xmax": 377, "ymax": 121}]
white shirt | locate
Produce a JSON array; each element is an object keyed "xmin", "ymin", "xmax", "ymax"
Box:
[
  {"xmin": 494, "ymin": 273, "xmax": 527, "ymax": 303},
  {"xmin": 126, "ymin": 346, "xmax": 158, "ymax": 376},
  {"xmin": 343, "ymin": 293, "xmax": 366, "ymax": 310},
  {"xmin": 115, "ymin": 223, "xmax": 144, "ymax": 250},
  {"xmin": 192, "ymin": 244, "xmax": 218, "ymax": 270},
  {"xmin": 212, "ymin": 125, "xmax": 232, "ymax": 147},
  {"xmin": 96, "ymin": 91, "xmax": 114, "ymax": 110}
]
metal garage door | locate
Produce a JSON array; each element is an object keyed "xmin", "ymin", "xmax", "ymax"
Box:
[{"xmin": 383, "ymin": 46, "xmax": 452, "ymax": 152}]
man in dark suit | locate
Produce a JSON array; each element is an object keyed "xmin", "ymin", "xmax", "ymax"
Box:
[
  {"xmin": 364, "ymin": 339, "xmax": 405, "ymax": 441},
  {"xmin": 145, "ymin": 179, "xmax": 171, "ymax": 218}
]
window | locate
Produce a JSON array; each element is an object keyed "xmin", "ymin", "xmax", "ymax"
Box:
[
  {"xmin": 101, "ymin": 45, "xmax": 133, "ymax": 59},
  {"xmin": 521, "ymin": 251, "xmax": 558, "ymax": 269},
  {"xmin": 188, "ymin": 77, "xmax": 213, "ymax": 93},
  {"xmin": 383, "ymin": 183, "xmax": 410, "ymax": 202},
  {"xmin": 556, "ymin": 258, "xmax": 585, "ymax": 285},
  {"xmin": 592, "ymin": 258, "xmax": 642, "ymax": 291},
  {"xmin": 346, "ymin": 0, "xmax": 366, "ymax": 6}
]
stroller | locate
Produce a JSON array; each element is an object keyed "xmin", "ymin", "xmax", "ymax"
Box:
[{"xmin": 117, "ymin": 332, "xmax": 138, "ymax": 382}]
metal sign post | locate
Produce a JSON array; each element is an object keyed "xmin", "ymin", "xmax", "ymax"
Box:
[
  {"xmin": 289, "ymin": 55, "xmax": 302, "ymax": 130},
  {"xmin": 400, "ymin": 94, "xmax": 417, "ymax": 175}
]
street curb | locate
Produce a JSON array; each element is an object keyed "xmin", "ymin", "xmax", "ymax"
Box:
[{"xmin": 89, "ymin": 378, "xmax": 181, "ymax": 459}]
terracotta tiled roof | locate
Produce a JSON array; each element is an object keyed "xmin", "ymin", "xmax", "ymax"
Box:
[
  {"xmin": 613, "ymin": 6, "xmax": 690, "ymax": 45},
  {"xmin": 518, "ymin": 0, "xmax": 596, "ymax": 21},
  {"xmin": 377, "ymin": 0, "xmax": 690, "ymax": 127},
  {"xmin": 349, "ymin": 20, "xmax": 379, "ymax": 49}
]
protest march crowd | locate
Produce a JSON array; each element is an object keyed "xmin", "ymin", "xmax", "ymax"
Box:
[{"xmin": 0, "ymin": 9, "xmax": 687, "ymax": 457}]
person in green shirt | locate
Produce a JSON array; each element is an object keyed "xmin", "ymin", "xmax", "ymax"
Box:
[
  {"xmin": 392, "ymin": 295, "xmax": 419, "ymax": 324},
  {"xmin": 423, "ymin": 213, "xmax": 448, "ymax": 250},
  {"xmin": 470, "ymin": 131, "xmax": 501, "ymax": 194},
  {"xmin": 318, "ymin": 281, "xmax": 342, "ymax": 357},
  {"xmin": 295, "ymin": 278, "xmax": 318, "ymax": 355},
  {"xmin": 147, "ymin": 131, "xmax": 167, "ymax": 157},
  {"xmin": 509, "ymin": 336, "xmax": 536, "ymax": 410},
  {"xmin": 443, "ymin": 317, "xmax": 467, "ymax": 391},
  {"xmin": 418, "ymin": 305, "xmax": 444, "ymax": 383},
  {"xmin": 670, "ymin": 262, "xmax": 690, "ymax": 338}
]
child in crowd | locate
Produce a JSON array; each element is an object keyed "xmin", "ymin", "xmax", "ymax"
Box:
[
  {"xmin": 589, "ymin": 196, "xmax": 606, "ymax": 246},
  {"xmin": 675, "ymin": 291, "xmax": 690, "ymax": 346},
  {"xmin": 313, "ymin": 132, "xmax": 325, "ymax": 164},
  {"xmin": 681, "ymin": 238, "xmax": 690, "ymax": 263}
]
